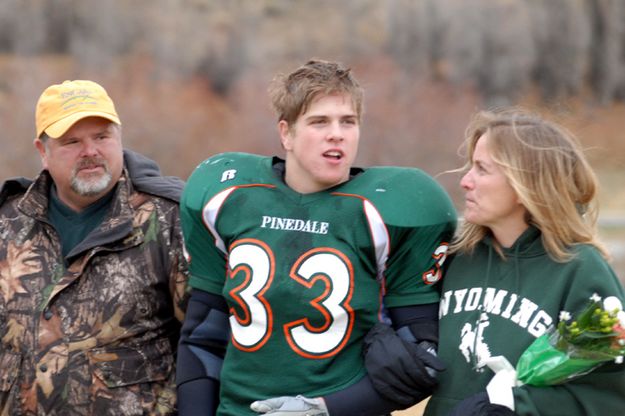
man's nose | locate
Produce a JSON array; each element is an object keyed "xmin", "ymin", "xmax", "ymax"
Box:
[{"xmin": 79, "ymin": 139, "xmax": 99, "ymax": 156}]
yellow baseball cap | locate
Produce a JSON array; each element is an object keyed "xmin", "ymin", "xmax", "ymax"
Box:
[{"xmin": 35, "ymin": 80, "xmax": 121, "ymax": 139}]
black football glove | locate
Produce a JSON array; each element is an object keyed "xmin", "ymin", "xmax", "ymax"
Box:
[{"xmin": 363, "ymin": 323, "xmax": 445, "ymax": 406}]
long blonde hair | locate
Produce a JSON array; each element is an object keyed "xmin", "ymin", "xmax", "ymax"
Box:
[{"xmin": 452, "ymin": 108, "xmax": 609, "ymax": 261}]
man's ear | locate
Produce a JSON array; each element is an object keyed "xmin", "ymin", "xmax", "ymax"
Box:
[
  {"xmin": 34, "ymin": 138, "xmax": 49, "ymax": 169},
  {"xmin": 278, "ymin": 120, "xmax": 292, "ymax": 151}
]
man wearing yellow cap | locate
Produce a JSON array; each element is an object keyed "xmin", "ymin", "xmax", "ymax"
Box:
[{"xmin": 0, "ymin": 80, "xmax": 189, "ymax": 415}]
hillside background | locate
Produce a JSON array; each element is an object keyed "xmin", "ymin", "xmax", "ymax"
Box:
[{"xmin": 1, "ymin": 0, "xmax": 624, "ymax": 277}]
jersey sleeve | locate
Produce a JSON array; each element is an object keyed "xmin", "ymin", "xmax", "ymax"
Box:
[
  {"xmin": 513, "ymin": 247, "xmax": 625, "ymax": 415},
  {"xmin": 180, "ymin": 152, "xmax": 266, "ymax": 295},
  {"xmin": 365, "ymin": 167, "xmax": 457, "ymax": 308}
]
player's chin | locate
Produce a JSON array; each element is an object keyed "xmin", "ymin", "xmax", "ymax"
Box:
[{"xmin": 321, "ymin": 172, "xmax": 350, "ymax": 188}]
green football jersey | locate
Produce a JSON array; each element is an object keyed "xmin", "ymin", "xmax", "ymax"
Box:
[{"xmin": 181, "ymin": 152, "xmax": 456, "ymax": 415}]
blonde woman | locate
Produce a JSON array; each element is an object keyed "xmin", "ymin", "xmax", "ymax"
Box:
[{"xmin": 424, "ymin": 109, "xmax": 625, "ymax": 415}]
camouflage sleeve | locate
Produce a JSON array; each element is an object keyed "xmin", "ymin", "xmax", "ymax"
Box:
[{"xmin": 169, "ymin": 204, "xmax": 190, "ymax": 323}]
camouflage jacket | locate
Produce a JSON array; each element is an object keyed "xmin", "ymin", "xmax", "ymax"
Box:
[{"xmin": 0, "ymin": 153, "xmax": 189, "ymax": 416}]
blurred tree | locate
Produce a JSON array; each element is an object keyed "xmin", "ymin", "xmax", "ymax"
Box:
[
  {"xmin": 147, "ymin": 0, "xmax": 250, "ymax": 95},
  {"xmin": 0, "ymin": 1, "xmax": 15, "ymax": 51},
  {"xmin": 68, "ymin": 0, "xmax": 140, "ymax": 69},
  {"xmin": 385, "ymin": 0, "xmax": 435, "ymax": 74},
  {"xmin": 589, "ymin": 0, "xmax": 625, "ymax": 103},
  {"xmin": 2, "ymin": 0, "xmax": 48, "ymax": 55},
  {"xmin": 477, "ymin": 0, "xmax": 535, "ymax": 106},
  {"xmin": 529, "ymin": 0, "xmax": 591, "ymax": 101},
  {"xmin": 2, "ymin": 0, "xmax": 625, "ymax": 105}
]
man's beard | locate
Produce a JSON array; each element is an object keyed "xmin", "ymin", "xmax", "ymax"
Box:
[{"xmin": 70, "ymin": 157, "xmax": 113, "ymax": 197}]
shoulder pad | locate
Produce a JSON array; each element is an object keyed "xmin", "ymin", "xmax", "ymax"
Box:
[
  {"xmin": 182, "ymin": 152, "xmax": 273, "ymax": 210},
  {"xmin": 342, "ymin": 166, "xmax": 457, "ymax": 227}
]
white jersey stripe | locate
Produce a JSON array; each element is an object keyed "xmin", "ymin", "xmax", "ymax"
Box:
[
  {"xmin": 363, "ymin": 199, "xmax": 390, "ymax": 283},
  {"xmin": 202, "ymin": 187, "xmax": 236, "ymax": 254}
]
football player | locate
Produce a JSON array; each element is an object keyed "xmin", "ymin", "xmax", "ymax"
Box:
[{"xmin": 176, "ymin": 59, "xmax": 457, "ymax": 415}]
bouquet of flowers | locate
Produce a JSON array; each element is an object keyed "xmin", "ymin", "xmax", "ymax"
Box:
[{"xmin": 514, "ymin": 294, "xmax": 625, "ymax": 386}]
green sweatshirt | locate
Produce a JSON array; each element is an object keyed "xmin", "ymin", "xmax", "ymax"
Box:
[{"xmin": 425, "ymin": 226, "xmax": 625, "ymax": 416}]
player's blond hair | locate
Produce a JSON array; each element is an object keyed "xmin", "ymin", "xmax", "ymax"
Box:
[
  {"xmin": 268, "ymin": 59, "xmax": 364, "ymax": 127},
  {"xmin": 452, "ymin": 108, "xmax": 609, "ymax": 261}
]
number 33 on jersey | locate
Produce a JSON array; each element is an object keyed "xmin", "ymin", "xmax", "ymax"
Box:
[{"xmin": 180, "ymin": 152, "xmax": 456, "ymax": 404}]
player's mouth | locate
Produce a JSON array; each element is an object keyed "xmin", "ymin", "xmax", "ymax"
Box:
[{"xmin": 323, "ymin": 150, "xmax": 343, "ymax": 160}]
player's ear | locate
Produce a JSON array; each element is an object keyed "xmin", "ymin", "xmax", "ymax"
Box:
[{"xmin": 278, "ymin": 120, "xmax": 293, "ymax": 151}]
